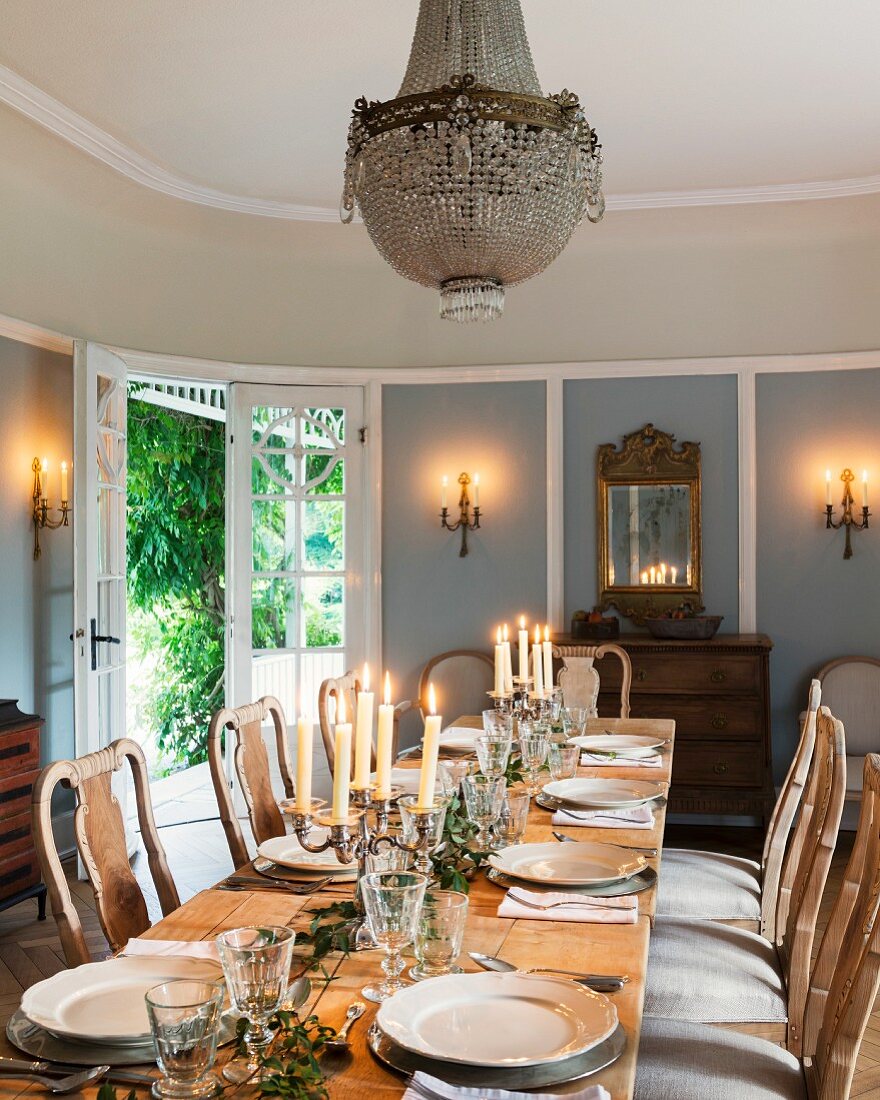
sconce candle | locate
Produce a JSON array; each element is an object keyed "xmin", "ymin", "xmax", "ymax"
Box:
[
  {"xmin": 473, "ymin": 473, "xmax": 480, "ymax": 508},
  {"xmin": 417, "ymin": 683, "xmax": 441, "ymax": 808},
  {"xmin": 863, "ymin": 470, "xmax": 869, "ymax": 508},
  {"xmin": 375, "ymin": 672, "xmax": 394, "ymax": 799},
  {"xmin": 332, "ymin": 692, "xmax": 352, "ymax": 819},
  {"xmin": 60, "ymin": 461, "xmax": 68, "ymax": 503},
  {"xmin": 31, "ymin": 456, "xmax": 71, "ymax": 560},
  {"xmin": 440, "ymin": 475, "xmax": 448, "ymax": 510},
  {"xmin": 518, "ymin": 616, "xmax": 529, "ymax": 682},
  {"xmin": 353, "ymin": 663, "xmax": 374, "ymax": 789},
  {"xmin": 439, "ymin": 472, "xmax": 482, "ymax": 557},
  {"xmin": 826, "ymin": 469, "xmax": 832, "ymax": 507},
  {"xmin": 826, "ymin": 467, "xmax": 870, "ymax": 559}
]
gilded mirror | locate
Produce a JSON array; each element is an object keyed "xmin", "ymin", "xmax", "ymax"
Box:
[{"xmin": 597, "ymin": 424, "xmax": 702, "ymax": 624}]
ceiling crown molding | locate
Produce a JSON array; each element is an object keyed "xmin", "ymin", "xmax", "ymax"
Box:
[{"xmin": 3, "ymin": 62, "xmax": 880, "ymax": 221}]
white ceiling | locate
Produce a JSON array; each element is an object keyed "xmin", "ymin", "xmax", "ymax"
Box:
[{"xmin": 2, "ymin": 0, "xmax": 880, "ymax": 213}]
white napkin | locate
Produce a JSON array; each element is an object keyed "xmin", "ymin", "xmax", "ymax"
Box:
[
  {"xmin": 387, "ymin": 767, "xmax": 421, "ymax": 795},
  {"xmin": 551, "ymin": 804, "xmax": 655, "ymax": 830},
  {"xmin": 123, "ymin": 937, "xmax": 220, "ymax": 962},
  {"xmin": 580, "ymin": 751, "xmax": 662, "ymax": 768},
  {"xmin": 498, "ymin": 888, "xmax": 638, "ymax": 924},
  {"xmin": 404, "ymin": 1070, "xmax": 611, "ymax": 1100}
]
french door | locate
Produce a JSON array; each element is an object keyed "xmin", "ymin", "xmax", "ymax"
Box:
[
  {"xmin": 228, "ymin": 385, "xmax": 366, "ymax": 792},
  {"xmin": 73, "ymin": 341, "xmax": 128, "ymax": 757}
]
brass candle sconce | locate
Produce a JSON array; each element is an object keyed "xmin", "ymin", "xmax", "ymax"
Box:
[
  {"xmin": 439, "ymin": 472, "xmax": 482, "ymax": 557},
  {"xmin": 32, "ymin": 456, "xmax": 71, "ymax": 560},
  {"xmin": 825, "ymin": 467, "xmax": 870, "ymax": 559}
]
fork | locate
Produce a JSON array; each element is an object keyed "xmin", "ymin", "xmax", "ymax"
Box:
[
  {"xmin": 0, "ymin": 1060, "xmax": 109, "ymax": 1094},
  {"xmin": 507, "ymin": 889, "xmax": 624, "ymax": 911}
]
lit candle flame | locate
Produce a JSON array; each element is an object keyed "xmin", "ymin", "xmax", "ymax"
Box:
[
  {"xmin": 496, "ymin": 625, "xmax": 502, "ymax": 644},
  {"xmin": 543, "ymin": 624, "xmax": 550, "ymax": 642},
  {"xmin": 384, "ymin": 671, "xmax": 391, "ymax": 706},
  {"xmin": 41, "ymin": 457, "xmax": 48, "ymax": 472},
  {"xmin": 337, "ymin": 690, "xmax": 346, "ymax": 725},
  {"xmin": 519, "ymin": 615, "xmax": 526, "ymax": 629},
  {"xmin": 362, "ymin": 662, "xmax": 370, "ymax": 692},
  {"xmin": 502, "ymin": 622, "xmax": 509, "ymax": 642},
  {"xmin": 534, "ymin": 624, "xmax": 541, "ymax": 644},
  {"xmin": 428, "ymin": 682, "xmax": 437, "ymax": 716}
]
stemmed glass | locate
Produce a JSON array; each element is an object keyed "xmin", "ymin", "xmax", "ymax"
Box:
[
  {"xmin": 360, "ymin": 871, "xmax": 427, "ymax": 1003},
  {"xmin": 216, "ymin": 926, "xmax": 295, "ymax": 1084},
  {"xmin": 520, "ymin": 734, "xmax": 549, "ymax": 795},
  {"xmin": 461, "ymin": 774, "xmax": 506, "ymax": 850},
  {"xmin": 475, "ymin": 735, "xmax": 512, "ymax": 779}
]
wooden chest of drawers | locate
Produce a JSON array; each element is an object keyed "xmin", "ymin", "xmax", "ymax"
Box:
[
  {"xmin": 0, "ymin": 700, "xmax": 46, "ymax": 918},
  {"xmin": 556, "ymin": 634, "xmax": 775, "ymax": 825}
]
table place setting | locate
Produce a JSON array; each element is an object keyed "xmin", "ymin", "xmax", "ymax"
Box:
[
  {"xmin": 541, "ymin": 777, "xmax": 667, "ymax": 810},
  {"xmin": 548, "ymin": 803, "xmax": 656, "ymax": 830}
]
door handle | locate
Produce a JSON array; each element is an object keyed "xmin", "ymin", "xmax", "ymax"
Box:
[{"xmin": 90, "ymin": 618, "xmax": 121, "ymax": 671}]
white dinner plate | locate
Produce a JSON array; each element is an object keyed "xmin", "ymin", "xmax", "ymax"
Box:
[
  {"xmin": 430, "ymin": 727, "xmax": 481, "ymax": 754},
  {"xmin": 543, "ymin": 777, "xmax": 666, "ymax": 809},
  {"xmin": 487, "ymin": 840, "xmax": 646, "ymax": 886},
  {"xmin": 21, "ymin": 956, "xmax": 223, "ymax": 1045},
  {"xmin": 377, "ymin": 971, "xmax": 617, "ymax": 1067},
  {"xmin": 570, "ymin": 734, "xmax": 665, "ymax": 756},
  {"xmin": 257, "ymin": 831, "xmax": 354, "ymax": 874}
]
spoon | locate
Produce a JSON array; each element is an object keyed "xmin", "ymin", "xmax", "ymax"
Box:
[{"xmin": 324, "ymin": 1001, "xmax": 367, "ymax": 1051}]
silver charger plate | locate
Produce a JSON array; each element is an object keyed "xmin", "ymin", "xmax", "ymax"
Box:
[
  {"xmin": 253, "ymin": 856, "xmax": 357, "ymax": 884},
  {"xmin": 368, "ymin": 1019, "xmax": 626, "ymax": 1089},
  {"xmin": 7, "ymin": 1009, "xmax": 239, "ymax": 1067},
  {"xmin": 535, "ymin": 792, "xmax": 667, "ymax": 813},
  {"xmin": 485, "ymin": 864, "xmax": 657, "ymax": 896}
]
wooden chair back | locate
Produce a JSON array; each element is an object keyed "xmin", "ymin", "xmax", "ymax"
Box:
[
  {"xmin": 759, "ymin": 678, "xmax": 821, "ymax": 940},
  {"xmin": 802, "ymin": 753, "xmax": 880, "ymax": 1100},
  {"xmin": 775, "ymin": 706, "xmax": 846, "ymax": 1056},
  {"xmin": 318, "ymin": 671, "xmax": 361, "ymax": 775},
  {"xmin": 417, "ymin": 650, "xmax": 494, "ymax": 721},
  {"xmin": 553, "ymin": 643, "xmax": 632, "ymax": 718},
  {"xmin": 207, "ymin": 696, "xmax": 294, "ymax": 869},
  {"xmin": 32, "ymin": 738, "xmax": 179, "ymax": 966},
  {"xmin": 815, "ymin": 656, "xmax": 880, "ymax": 758}
]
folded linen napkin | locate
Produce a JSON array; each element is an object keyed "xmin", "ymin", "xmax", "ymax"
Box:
[
  {"xmin": 580, "ymin": 751, "xmax": 662, "ymax": 768},
  {"xmin": 498, "ymin": 887, "xmax": 638, "ymax": 924},
  {"xmin": 551, "ymin": 804, "xmax": 654, "ymax": 830},
  {"xmin": 403, "ymin": 1070, "xmax": 611, "ymax": 1100},
  {"xmin": 123, "ymin": 937, "xmax": 220, "ymax": 962}
]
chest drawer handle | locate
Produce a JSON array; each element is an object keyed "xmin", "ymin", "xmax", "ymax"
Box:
[
  {"xmin": 710, "ymin": 669, "xmax": 727, "ymax": 683},
  {"xmin": 635, "ymin": 669, "xmax": 648, "ymax": 682},
  {"xmin": 713, "ymin": 761, "xmax": 729, "ymax": 775},
  {"xmin": 711, "ymin": 713, "xmax": 728, "ymax": 730}
]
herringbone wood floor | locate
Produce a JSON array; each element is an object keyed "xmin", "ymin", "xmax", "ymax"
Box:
[{"xmin": 0, "ymin": 822, "xmax": 877, "ymax": 1096}]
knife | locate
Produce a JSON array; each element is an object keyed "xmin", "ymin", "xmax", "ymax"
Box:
[
  {"xmin": 468, "ymin": 951, "xmax": 627, "ymax": 992},
  {"xmin": 552, "ymin": 830, "xmax": 658, "ymax": 857}
]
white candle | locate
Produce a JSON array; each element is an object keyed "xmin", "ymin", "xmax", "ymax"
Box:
[
  {"xmin": 660, "ymin": 562, "xmax": 667, "ymax": 584},
  {"xmin": 518, "ymin": 616, "xmax": 529, "ymax": 681},
  {"xmin": 863, "ymin": 470, "xmax": 869, "ymax": 508},
  {"xmin": 473, "ymin": 473, "xmax": 480, "ymax": 508},
  {"xmin": 826, "ymin": 469, "xmax": 832, "ymax": 507},
  {"xmin": 502, "ymin": 623, "xmax": 514, "ymax": 693},
  {"xmin": 353, "ymin": 663, "xmax": 374, "ymax": 789},
  {"xmin": 332, "ymin": 692, "xmax": 351, "ymax": 819},
  {"xmin": 375, "ymin": 672, "xmax": 394, "ymax": 798},
  {"xmin": 649, "ymin": 566, "xmax": 656, "ymax": 584},
  {"xmin": 494, "ymin": 629, "xmax": 505, "ymax": 696},
  {"xmin": 641, "ymin": 570, "xmax": 648, "ymax": 585},
  {"xmin": 60, "ymin": 461, "xmax": 69, "ymax": 503},
  {"xmin": 542, "ymin": 625, "xmax": 554, "ymax": 692},
  {"xmin": 671, "ymin": 566, "xmax": 678, "ymax": 585},
  {"xmin": 532, "ymin": 626, "xmax": 544, "ymax": 695},
  {"xmin": 441, "ymin": 475, "xmax": 448, "ymax": 509},
  {"xmin": 418, "ymin": 683, "xmax": 441, "ymax": 808},
  {"xmin": 296, "ymin": 705, "xmax": 313, "ymax": 812},
  {"xmin": 40, "ymin": 458, "xmax": 49, "ymax": 503}
]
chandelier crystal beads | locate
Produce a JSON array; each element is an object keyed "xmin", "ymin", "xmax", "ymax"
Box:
[{"xmin": 341, "ymin": 0, "xmax": 604, "ymax": 322}]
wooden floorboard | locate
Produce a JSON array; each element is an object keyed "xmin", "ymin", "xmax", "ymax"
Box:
[{"xmin": 0, "ymin": 818, "xmax": 874, "ymax": 1092}]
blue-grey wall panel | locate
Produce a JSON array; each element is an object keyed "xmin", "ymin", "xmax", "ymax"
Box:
[
  {"xmin": 382, "ymin": 382, "xmax": 546, "ymax": 739},
  {"xmin": 563, "ymin": 375, "xmax": 740, "ymax": 629},
  {"xmin": 757, "ymin": 368, "xmax": 880, "ymax": 781}
]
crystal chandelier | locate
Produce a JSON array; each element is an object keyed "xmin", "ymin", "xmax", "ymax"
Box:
[{"xmin": 340, "ymin": 0, "xmax": 604, "ymax": 322}]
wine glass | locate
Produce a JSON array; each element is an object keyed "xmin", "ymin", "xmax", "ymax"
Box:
[
  {"xmin": 360, "ymin": 871, "xmax": 428, "ymax": 1003},
  {"xmin": 216, "ymin": 926, "xmax": 295, "ymax": 1084},
  {"xmin": 519, "ymin": 734, "xmax": 549, "ymax": 795},
  {"xmin": 461, "ymin": 774, "xmax": 506, "ymax": 850},
  {"xmin": 475, "ymin": 735, "xmax": 512, "ymax": 779}
]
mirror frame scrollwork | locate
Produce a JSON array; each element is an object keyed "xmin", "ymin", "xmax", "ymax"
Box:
[{"xmin": 597, "ymin": 423, "xmax": 703, "ymax": 625}]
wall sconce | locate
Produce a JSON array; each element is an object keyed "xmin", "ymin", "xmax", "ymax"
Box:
[
  {"xmin": 32, "ymin": 456, "xmax": 70, "ymax": 560},
  {"xmin": 825, "ymin": 467, "xmax": 869, "ymax": 559},
  {"xmin": 439, "ymin": 472, "xmax": 482, "ymax": 557}
]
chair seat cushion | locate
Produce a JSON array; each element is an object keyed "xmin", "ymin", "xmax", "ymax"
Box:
[
  {"xmin": 656, "ymin": 848, "xmax": 761, "ymax": 919},
  {"xmin": 635, "ymin": 1017, "xmax": 805, "ymax": 1100},
  {"xmin": 644, "ymin": 917, "xmax": 787, "ymax": 1023}
]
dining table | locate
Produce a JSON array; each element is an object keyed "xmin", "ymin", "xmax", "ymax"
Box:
[{"xmin": 0, "ymin": 714, "xmax": 674, "ymax": 1100}]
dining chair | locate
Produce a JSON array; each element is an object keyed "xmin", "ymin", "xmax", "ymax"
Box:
[
  {"xmin": 813, "ymin": 655, "xmax": 880, "ymax": 806},
  {"xmin": 635, "ymin": 751, "xmax": 880, "ymax": 1100},
  {"xmin": 551, "ymin": 643, "xmax": 632, "ymax": 718},
  {"xmin": 207, "ymin": 695, "xmax": 294, "ymax": 869},
  {"xmin": 656, "ymin": 679, "xmax": 821, "ymax": 939},
  {"xmin": 417, "ymin": 650, "xmax": 494, "ymax": 721},
  {"xmin": 32, "ymin": 738, "xmax": 180, "ymax": 967},
  {"xmin": 643, "ymin": 706, "xmax": 846, "ymax": 1054},
  {"xmin": 318, "ymin": 671, "xmax": 416, "ymax": 777}
]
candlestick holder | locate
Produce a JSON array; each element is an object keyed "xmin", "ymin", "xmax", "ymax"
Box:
[
  {"xmin": 440, "ymin": 472, "xmax": 482, "ymax": 557},
  {"xmin": 32, "ymin": 458, "xmax": 70, "ymax": 561},
  {"xmin": 284, "ymin": 786, "xmax": 447, "ymax": 949},
  {"xmin": 826, "ymin": 468, "xmax": 870, "ymax": 559}
]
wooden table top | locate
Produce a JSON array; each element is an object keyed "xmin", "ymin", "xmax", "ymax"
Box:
[{"xmin": 0, "ymin": 715, "xmax": 674, "ymax": 1100}]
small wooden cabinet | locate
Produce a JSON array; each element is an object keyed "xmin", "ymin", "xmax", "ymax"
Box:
[
  {"xmin": 554, "ymin": 634, "xmax": 775, "ymax": 825},
  {"xmin": 0, "ymin": 701, "xmax": 46, "ymax": 918}
]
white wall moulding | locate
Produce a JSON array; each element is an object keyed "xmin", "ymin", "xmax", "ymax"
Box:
[
  {"xmin": 0, "ymin": 311, "xmax": 72, "ymax": 356},
  {"xmin": 4, "ymin": 62, "xmax": 880, "ymax": 222}
]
